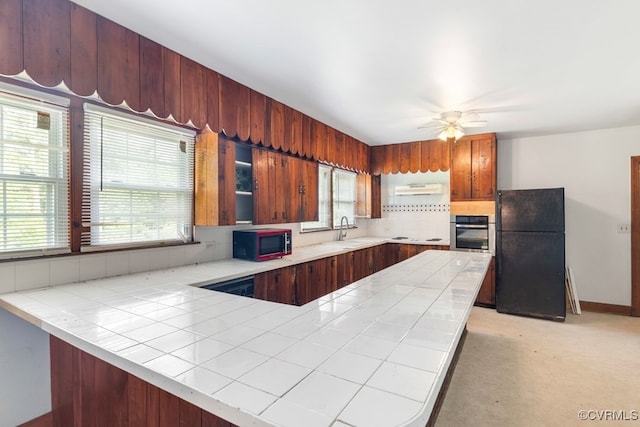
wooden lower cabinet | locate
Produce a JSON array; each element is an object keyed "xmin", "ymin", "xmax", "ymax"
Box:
[
  {"xmin": 474, "ymin": 256, "xmax": 496, "ymax": 307},
  {"xmin": 254, "ymin": 244, "xmax": 452, "ymax": 306},
  {"xmin": 253, "ymin": 266, "xmax": 297, "ymax": 305},
  {"xmin": 49, "ymin": 336, "xmax": 235, "ymax": 427},
  {"xmin": 336, "ymin": 252, "xmax": 353, "ymax": 289}
]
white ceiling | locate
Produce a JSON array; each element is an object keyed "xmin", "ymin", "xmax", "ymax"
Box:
[{"xmin": 72, "ymin": 0, "xmax": 640, "ymax": 145}]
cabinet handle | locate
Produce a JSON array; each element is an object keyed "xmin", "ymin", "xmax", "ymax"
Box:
[
  {"xmin": 283, "ymin": 212, "xmax": 287, "ymax": 220},
  {"xmin": 302, "ymin": 184, "xmax": 306, "ymax": 195},
  {"xmin": 254, "ymin": 180, "xmax": 259, "ymax": 190},
  {"xmin": 273, "ymin": 211, "xmax": 278, "ymax": 220}
]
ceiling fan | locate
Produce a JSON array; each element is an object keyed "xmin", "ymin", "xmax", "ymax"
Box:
[{"xmin": 419, "ymin": 110, "xmax": 487, "ymax": 141}]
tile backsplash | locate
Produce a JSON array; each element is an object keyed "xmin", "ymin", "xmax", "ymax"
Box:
[{"xmin": 0, "ymin": 220, "xmax": 373, "ymax": 294}]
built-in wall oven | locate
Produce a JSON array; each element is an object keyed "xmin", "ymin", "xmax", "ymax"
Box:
[{"xmin": 450, "ymin": 214, "xmax": 495, "ymax": 254}]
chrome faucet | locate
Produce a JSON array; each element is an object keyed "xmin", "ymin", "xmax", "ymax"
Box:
[{"xmin": 338, "ymin": 216, "xmax": 349, "ymax": 241}]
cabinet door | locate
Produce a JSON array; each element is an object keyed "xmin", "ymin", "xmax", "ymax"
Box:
[
  {"xmin": 336, "ymin": 252, "xmax": 353, "ymax": 289},
  {"xmin": 287, "ymin": 156, "xmax": 302, "ymax": 223},
  {"xmin": 194, "ymin": 132, "xmax": 234, "ymax": 226},
  {"xmin": 217, "ymin": 136, "xmax": 236, "ymax": 225},
  {"xmin": 300, "ymin": 159, "xmax": 319, "ymax": 222},
  {"xmin": 471, "ymin": 135, "xmax": 497, "ymax": 200},
  {"xmin": 254, "ymin": 267, "xmax": 296, "ymax": 304},
  {"xmin": 252, "ymin": 148, "xmax": 272, "ymax": 225},
  {"xmin": 297, "ymin": 257, "xmax": 336, "ymax": 305},
  {"xmin": 450, "ymin": 139, "xmax": 472, "ymax": 200}
]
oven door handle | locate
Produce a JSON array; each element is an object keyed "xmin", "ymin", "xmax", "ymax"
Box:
[{"xmin": 455, "ymin": 224, "xmax": 488, "ymax": 229}]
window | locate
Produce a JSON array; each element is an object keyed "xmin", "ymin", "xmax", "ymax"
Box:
[
  {"xmin": 0, "ymin": 89, "xmax": 69, "ymax": 259},
  {"xmin": 301, "ymin": 165, "xmax": 356, "ymax": 231},
  {"xmin": 332, "ymin": 169, "xmax": 357, "ymax": 228},
  {"xmin": 82, "ymin": 104, "xmax": 195, "ymax": 250}
]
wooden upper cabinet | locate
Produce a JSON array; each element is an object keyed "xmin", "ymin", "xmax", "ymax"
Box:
[
  {"xmin": 450, "ymin": 133, "xmax": 497, "ymax": 201},
  {"xmin": 252, "ymin": 147, "xmax": 271, "ymax": 225},
  {"xmin": 0, "ymin": 0, "xmax": 23, "ymax": 76},
  {"xmin": 356, "ymin": 174, "xmax": 381, "ymax": 219},
  {"xmin": 398, "ymin": 143, "xmax": 411, "ymax": 174},
  {"xmin": 422, "ymin": 139, "xmax": 450, "ymax": 172},
  {"xmin": 194, "ymin": 132, "xmax": 236, "ymax": 226},
  {"xmin": 97, "ymin": 16, "xmax": 140, "ymax": 109},
  {"xmin": 301, "ymin": 114, "xmax": 313, "ymax": 158},
  {"xmin": 300, "ymin": 158, "xmax": 319, "ymax": 222},
  {"xmin": 23, "ymin": 0, "xmax": 71, "ymax": 88},
  {"xmin": 70, "ymin": 3, "xmax": 97, "ymax": 97},
  {"xmin": 250, "ymin": 89, "xmax": 266, "ymax": 144}
]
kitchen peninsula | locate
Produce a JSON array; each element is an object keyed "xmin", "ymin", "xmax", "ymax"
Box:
[{"xmin": 0, "ymin": 241, "xmax": 490, "ymax": 427}]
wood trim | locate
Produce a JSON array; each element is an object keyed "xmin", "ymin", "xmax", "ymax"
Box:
[
  {"xmin": 426, "ymin": 327, "xmax": 468, "ymax": 427},
  {"xmin": 632, "ymin": 157, "xmax": 640, "ymax": 317},
  {"xmin": 17, "ymin": 412, "xmax": 53, "ymax": 427},
  {"xmin": 580, "ymin": 301, "xmax": 632, "ymax": 317}
]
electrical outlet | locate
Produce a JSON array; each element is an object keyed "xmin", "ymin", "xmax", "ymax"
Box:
[{"xmin": 617, "ymin": 224, "xmax": 631, "ymax": 233}]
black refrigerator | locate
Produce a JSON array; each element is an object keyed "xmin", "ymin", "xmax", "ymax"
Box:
[{"xmin": 496, "ymin": 188, "xmax": 566, "ymax": 321}]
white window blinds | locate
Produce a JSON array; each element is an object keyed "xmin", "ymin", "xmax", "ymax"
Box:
[
  {"xmin": 333, "ymin": 169, "xmax": 357, "ymax": 228},
  {"xmin": 82, "ymin": 105, "xmax": 195, "ymax": 250},
  {"xmin": 0, "ymin": 90, "xmax": 70, "ymax": 259}
]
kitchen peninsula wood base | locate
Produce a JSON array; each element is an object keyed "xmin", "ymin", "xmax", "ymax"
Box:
[{"xmin": 46, "ymin": 335, "xmax": 236, "ymax": 427}]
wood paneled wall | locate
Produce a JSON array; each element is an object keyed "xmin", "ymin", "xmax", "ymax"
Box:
[
  {"xmin": 370, "ymin": 139, "xmax": 451, "ymax": 174},
  {"xmin": 0, "ymin": 0, "xmax": 370, "ymax": 172},
  {"xmin": 50, "ymin": 336, "xmax": 236, "ymax": 427}
]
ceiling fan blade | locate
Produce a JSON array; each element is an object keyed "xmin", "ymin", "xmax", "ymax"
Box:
[{"xmin": 460, "ymin": 120, "xmax": 487, "ymax": 128}]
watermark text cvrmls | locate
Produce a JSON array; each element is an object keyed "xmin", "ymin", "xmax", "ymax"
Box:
[{"xmin": 578, "ymin": 410, "xmax": 639, "ymax": 421}]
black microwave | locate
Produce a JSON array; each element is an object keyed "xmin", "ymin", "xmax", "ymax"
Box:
[{"xmin": 233, "ymin": 228, "xmax": 292, "ymax": 261}]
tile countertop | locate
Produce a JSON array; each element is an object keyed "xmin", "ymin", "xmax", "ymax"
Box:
[{"xmin": 0, "ymin": 242, "xmax": 487, "ymax": 427}]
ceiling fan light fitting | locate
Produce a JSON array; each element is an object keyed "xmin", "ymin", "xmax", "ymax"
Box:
[{"xmin": 438, "ymin": 124, "xmax": 464, "ymax": 141}]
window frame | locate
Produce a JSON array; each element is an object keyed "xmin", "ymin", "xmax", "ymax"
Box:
[
  {"xmin": 301, "ymin": 165, "xmax": 358, "ymax": 233},
  {"xmin": 0, "ymin": 83, "xmax": 71, "ymax": 259},
  {"xmin": 80, "ymin": 103, "xmax": 196, "ymax": 252}
]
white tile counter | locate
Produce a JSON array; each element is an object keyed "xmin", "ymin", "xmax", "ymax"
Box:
[{"xmin": 0, "ymin": 246, "xmax": 488, "ymax": 427}]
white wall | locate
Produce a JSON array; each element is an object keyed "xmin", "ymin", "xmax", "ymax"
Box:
[
  {"xmin": 0, "ymin": 308, "xmax": 51, "ymax": 427},
  {"xmin": 498, "ymin": 125, "xmax": 640, "ymax": 306},
  {"xmin": 369, "ymin": 171, "xmax": 451, "ymax": 241}
]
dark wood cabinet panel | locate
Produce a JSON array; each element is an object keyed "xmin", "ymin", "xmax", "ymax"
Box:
[
  {"xmin": 219, "ymin": 75, "xmax": 250, "ymax": 140},
  {"xmin": 252, "ymin": 148, "xmax": 271, "ymax": 225},
  {"xmin": 370, "ymin": 145, "xmax": 384, "ymax": 175},
  {"xmin": 254, "ymin": 267, "xmax": 297, "ymax": 305},
  {"xmin": 97, "ymin": 16, "xmax": 140, "ymax": 109},
  {"xmin": 23, "ymin": 0, "xmax": 70, "ymax": 88},
  {"xmin": 139, "ymin": 36, "xmax": 164, "ymax": 115},
  {"xmin": 288, "ymin": 108, "xmax": 303, "ymax": 155},
  {"xmin": 301, "ymin": 114, "xmax": 313, "ymax": 158},
  {"xmin": 217, "ymin": 135, "xmax": 236, "ymax": 225},
  {"xmin": 336, "ymin": 251, "xmax": 354, "ymax": 289},
  {"xmin": 181, "ymin": 56, "xmax": 207, "ymax": 129},
  {"xmin": 398, "ymin": 142, "xmax": 412, "ymax": 174},
  {"xmin": 249, "ymin": 89, "xmax": 266, "ymax": 144},
  {"xmin": 205, "ymin": 68, "xmax": 220, "ymax": 133},
  {"xmin": 353, "ymin": 247, "xmax": 374, "ymax": 282},
  {"xmin": 475, "ymin": 256, "xmax": 496, "ymax": 307},
  {"xmin": 450, "ymin": 139, "xmax": 472, "ymax": 199},
  {"xmin": 371, "ymin": 174, "xmax": 382, "ymax": 219},
  {"xmin": 356, "ymin": 174, "xmax": 381, "ymax": 219},
  {"xmin": 450, "ymin": 133, "xmax": 496, "ymax": 201},
  {"xmin": 194, "ymin": 133, "xmax": 235, "ymax": 226},
  {"xmin": 409, "ymin": 141, "xmax": 421, "ymax": 173},
  {"xmin": 311, "ymin": 120, "xmax": 327, "ymax": 163},
  {"xmin": 325, "ymin": 126, "xmax": 337, "ymax": 165},
  {"xmin": 298, "ymin": 160, "xmax": 319, "ymax": 222},
  {"xmin": 280, "ymin": 104, "xmax": 292, "ymax": 153},
  {"xmin": 296, "ymin": 257, "xmax": 336, "ymax": 305},
  {"xmin": 179, "ymin": 56, "xmax": 207, "ymax": 129},
  {"xmin": 266, "ymin": 98, "xmax": 284, "ymax": 150},
  {"xmin": 70, "ymin": 3, "xmax": 97, "ymax": 97},
  {"xmin": 162, "ymin": 47, "xmax": 181, "ymax": 120},
  {"xmin": 0, "ymin": 0, "xmax": 23, "ymax": 76},
  {"xmin": 50, "ymin": 336, "xmax": 237, "ymax": 427}
]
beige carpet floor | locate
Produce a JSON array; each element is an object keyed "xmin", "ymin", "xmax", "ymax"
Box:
[{"xmin": 435, "ymin": 307, "xmax": 640, "ymax": 427}]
